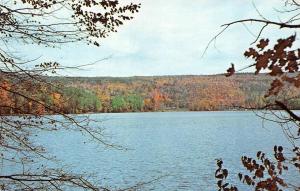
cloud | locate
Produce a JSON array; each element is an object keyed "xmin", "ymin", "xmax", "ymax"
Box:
[{"xmin": 16, "ymin": 0, "xmax": 287, "ymax": 76}]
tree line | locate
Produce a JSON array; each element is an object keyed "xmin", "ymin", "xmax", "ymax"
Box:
[{"xmin": 2, "ymin": 73, "xmax": 300, "ymax": 115}]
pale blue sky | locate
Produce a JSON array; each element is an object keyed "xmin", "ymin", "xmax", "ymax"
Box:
[{"xmin": 17, "ymin": 0, "xmax": 296, "ymax": 76}]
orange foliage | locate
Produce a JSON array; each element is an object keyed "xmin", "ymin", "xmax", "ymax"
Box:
[
  {"xmin": 97, "ymin": 91, "xmax": 111, "ymax": 112},
  {"xmin": 188, "ymin": 82, "xmax": 245, "ymax": 111},
  {"xmin": 0, "ymin": 80, "xmax": 13, "ymax": 114},
  {"xmin": 52, "ymin": 92, "xmax": 62, "ymax": 104},
  {"xmin": 34, "ymin": 102, "xmax": 46, "ymax": 115}
]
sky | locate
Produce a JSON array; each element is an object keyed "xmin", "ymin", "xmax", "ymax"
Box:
[{"xmin": 16, "ymin": 0, "xmax": 297, "ymax": 77}]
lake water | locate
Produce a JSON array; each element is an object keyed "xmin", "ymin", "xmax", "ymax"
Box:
[{"xmin": 19, "ymin": 112, "xmax": 300, "ymax": 190}]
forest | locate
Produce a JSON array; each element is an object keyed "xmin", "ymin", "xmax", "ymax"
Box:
[
  {"xmin": 1, "ymin": 73, "xmax": 300, "ymax": 115},
  {"xmin": 2, "ymin": 0, "xmax": 300, "ymax": 190}
]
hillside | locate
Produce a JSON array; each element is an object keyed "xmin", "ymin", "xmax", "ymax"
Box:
[
  {"xmin": 48, "ymin": 73, "xmax": 298, "ymax": 112},
  {"xmin": 2, "ymin": 73, "xmax": 300, "ymax": 114}
]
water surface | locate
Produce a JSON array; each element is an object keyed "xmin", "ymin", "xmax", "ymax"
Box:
[{"xmin": 32, "ymin": 112, "xmax": 297, "ymax": 190}]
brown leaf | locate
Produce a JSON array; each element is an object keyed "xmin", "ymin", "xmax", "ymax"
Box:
[
  {"xmin": 225, "ymin": 63, "xmax": 235, "ymax": 77},
  {"xmin": 255, "ymin": 169, "xmax": 264, "ymax": 178},
  {"xmin": 257, "ymin": 39, "xmax": 269, "ymax": 50},
  {"xmin": 244, "ymin": 48, "xmax": 258, "ymax": 58},
  {"xmin": 274, "ymin": 35, "xmax": 296, "ymax": 55},
  {"xmin": 238, "ymin": 173, "xmax": 242, "ymax": 181},
  {"xmin": 269, "ymin": 65, "xmax": 283, "ymax": 76},
  {"xmin": 266, "ymin": 79, "xmax": 283, "ymax": 97},
  {"xmin": 285, "ymin": 60, "xmax": 298, "ymax": 72},
  {"xmin": 255, "ymin": 53, "xmax": 270, "ymax": 74}
]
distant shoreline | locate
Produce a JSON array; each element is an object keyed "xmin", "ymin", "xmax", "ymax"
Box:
[
  {"xmin": 2, "ymin": 108, "xmax": 294, "ymax": 117},
  {"xmin": 3, "ymin": 106, "xmax": 300, "ymax": 117}
]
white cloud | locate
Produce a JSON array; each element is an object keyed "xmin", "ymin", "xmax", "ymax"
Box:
[{"xmin": 16, "ymin": 0, "xmax": 289, "ymax": 76}]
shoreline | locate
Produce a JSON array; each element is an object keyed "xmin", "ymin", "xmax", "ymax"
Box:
[{"xmin": 2, "ymin": 108, "xmax": 299, "ymax": 117}]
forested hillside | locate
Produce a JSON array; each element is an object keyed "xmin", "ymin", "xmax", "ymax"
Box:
[{"xmin": 1, "ymin": 73, "xmax": 300, "ymax": 114}]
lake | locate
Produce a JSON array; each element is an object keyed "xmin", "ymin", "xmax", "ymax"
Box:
[{"xmin": 16, "ymin": 112, "xmax": 300, "ymax": 190}]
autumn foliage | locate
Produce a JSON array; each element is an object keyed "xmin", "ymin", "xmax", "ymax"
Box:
[{"xmin": 2, "ymin": 73, "xmax": 300, "ymax": 115}]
